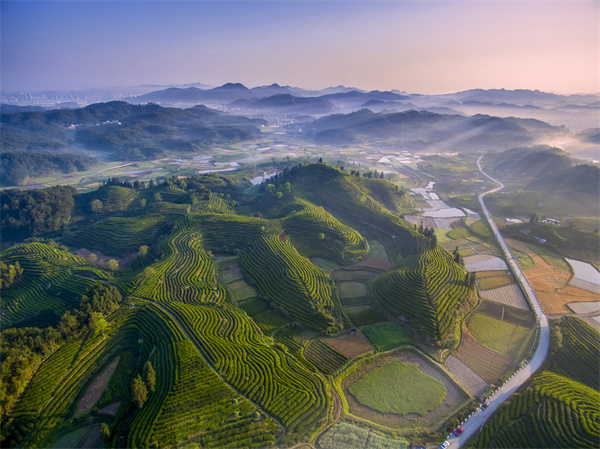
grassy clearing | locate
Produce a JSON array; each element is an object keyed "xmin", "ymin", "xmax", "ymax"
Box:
[
  {"xmin": 346, "ymin": 306, "xmax": 385, "ymax": 327},
  {"xmin": 362, "ymin": 322, "xmax": 411, "ymax": 351},
  {"xmin": 366, "ymin": 239, "xmax": 389, "ymax": 261},
  {"xmin": 318, "ymin": 422, "xmax": 408, "ymax": 449},
  {"xmin": 434, "ymin": 227, "xmax": 454, "ymax": 244},
  {"xmin": 339, "ymin": 281, "xmax": 368, "ymax": 298},
  {"xmin": 468, "ymin": 313, "xmax": 532, "ymax": 357},
  {"xmin": 311, "ymin": 257, "xmax": 343, "ymax": 274},
  {"xmin": 348, "ymin": 361, "xmax": 446, "ymax": 416}
]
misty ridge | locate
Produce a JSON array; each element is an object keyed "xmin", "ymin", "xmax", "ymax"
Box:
[{"xmin": 1, "ymin": 82, "xmax": 598, "ymax": 188}]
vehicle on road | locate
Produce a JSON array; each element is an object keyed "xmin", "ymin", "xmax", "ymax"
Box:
[
  {"xmin": 441, "ymin": 441, "xmax": 450, "ymax": 449},
  {"xmin": 454, "ymin": 426, "xmax": 464, "ymax": 436},
  {"xmin": 481, "ymin": 403, "xmax": 488, "ymax": 411}
]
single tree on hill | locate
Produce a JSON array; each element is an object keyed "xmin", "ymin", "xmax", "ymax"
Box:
[
  {"xmin": 144, "ymin": 361, "xmax": 156, "ymax": 393},
  {"xmin": 108, "ymin": 259, "xmax": 119, "ymax": 271},
  {"xmin": 131, "ymin": 375, "xmax": 148, "ymax": 408},
  {"xmin": 91, "ymin": 199, "xmax": 103, "ymax": 212}
]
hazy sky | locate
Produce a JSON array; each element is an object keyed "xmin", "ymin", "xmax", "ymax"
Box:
[{"xmin": 1, "ymin": 0, "xmax": 598, "ymax": 94}]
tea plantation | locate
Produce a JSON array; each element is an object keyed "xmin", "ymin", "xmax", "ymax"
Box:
[{"xmin": 1, "ymin": 164, "xmax": 593, "ymax": 448}]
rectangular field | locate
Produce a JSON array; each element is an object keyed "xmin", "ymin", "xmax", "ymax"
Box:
[
  {"xmin": 323, "ymin": 330, "xmax": 373, "ymax": 359},
  {"xmin": 446, "ymin": 355, "xmax": 488, "ymax": 396},
  {"xmin": 477, "ymin": 300, "xmax": 536, "ymax": 328},
  {"xmin": 479, "ymin": 284, "xmax": 529, "ymax": 310},
  {"xmin": 454, "ymin": 333, "xmax": 515, "ymax": 384},
  {"xmin": 339, "ymin": 281, "xmax": 368, "ymax": 298}
]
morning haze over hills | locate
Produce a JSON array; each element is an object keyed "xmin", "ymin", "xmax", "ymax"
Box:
[{"xmin": 1, "ymin": 1, "xmax": 599, "ymax": 449}]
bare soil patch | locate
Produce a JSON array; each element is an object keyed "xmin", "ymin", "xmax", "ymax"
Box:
[
  {"xmin": 341, "ymin": 351, "xmax": 468, "ymax": 429},
  {"xmin": 74, "ymin": 248, "xmax": 136, "ymax": 269},
  {"xmin": 324, "ymin": 330, "xmax": 373, "ymax": 359},
  {"xmin": 279, "ymin": 230, "xmax": 289, "ymax": 242},
  {"xmin": 477, "ymin": 300, "xmax": 536, "ymax": 328},
  {"xmin": 75, "ymin": 357, "xmax": 119, "ymax": 417},
  {"xmin": 98, "ymin": 401, "xmax": 121, "ymax": 417},
  {"xmin": 352, "ymin": 258, "xmax": 391, "ymax": 271}
]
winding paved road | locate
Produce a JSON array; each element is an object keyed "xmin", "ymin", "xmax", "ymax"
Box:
[{"xmin": 447, "ymin": 155, "xmax": 550, "ymax": 448}]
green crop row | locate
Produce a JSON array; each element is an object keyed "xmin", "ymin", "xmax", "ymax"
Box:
[
  {"xmin": 166, "ymin": 302, "xmax": 330, "ymax": 436},
  {"xmin": 304, "ymin": 339, "xmax": 348, "ymax": 375}
]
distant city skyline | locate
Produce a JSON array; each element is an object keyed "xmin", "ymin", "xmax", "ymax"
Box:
[{"xmin": 1, "ymin": 0, "xmax": 598, "ymax": 95}]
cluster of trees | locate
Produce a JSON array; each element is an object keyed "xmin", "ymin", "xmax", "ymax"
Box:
[
  {"xmin": 0, "ymin": 151, "xmax": 96, "ymax": 186},
  {"xmin": 85, "ymin": 253, "xmax": 119, "ymax": 271},
  {"xmin": 465, "ymin": 272, "xmax": 477, "ymax": 288},
  {"xmin": 0, "ymin": 186, "xmax": 76, "ymax": 239},
  {"xmin": 349, "ymin": 169, "xmax": 385, "ymax": 179},
  {"xmin": 452, "ymin": 246, "xmax": 465, "ymax": 267},
  {"xmin": 0, "ymin": 284, "xmax": 123, "ymax": 417},
  {"xmin": 0, "ymin": 261, "xmax": 23, "ymax": 290},
  {"xmin": 417, "ymin": 222, "xmax": 438, "ymax": 246},
  {"xmin": 131, "ymin": 361, "xmax": 156, "ymax": 408}
]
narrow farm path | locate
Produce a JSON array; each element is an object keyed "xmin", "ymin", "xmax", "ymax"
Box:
[
  {"xmin": 448, "ymin": 155, "xmax": 550, "ymax": 448},
  {"xmin": 129, "ymin": 296, "xmax": 287, "ymax": 444}
]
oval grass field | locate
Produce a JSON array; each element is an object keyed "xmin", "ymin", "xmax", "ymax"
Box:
[{"xmin": 348, "ymin": 360, "xmax": 446, "ymax": 416}]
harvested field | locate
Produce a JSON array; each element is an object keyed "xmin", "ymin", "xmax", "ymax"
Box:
[
  {"xmin": 454, "ymin": 332, "xmax": 514, "ymax": 384},
  {"xmin": 478, "ymin": 274, "xmax": 514, "ymax": 290},
  {"xmin": 477, "ymin": 270, "xmax": 512, "ymax": 279},
  {"xmin": 339, "ymin": 281, "xmax": 367, "ymax": 298},
  {"xmin": 75, "ymin": 357, "xmax": 119, "ymax": 417},
  {"xmin": 331, "ymin": 270, "xmax": 354, "ymax": 281},
  {"xmin": 479, "ymin": 284, "xmax": 529, "ymax": 310},
  {"xmin": 324, "ymin": 330, "xmax": 373, "ymax": 359},
  {"xmin": 445, "ymin": 355, "xmax": 488, "ymax": 396},
  {"xmin": 506, "ymin": 239, "xmax": 600, "ymax": 314},
  {"xmin": 477, "ymin": 300, "xmax": 536, "ymax": 328},
  {"xmin": 465, "ymin": 255, "xmax": 508, "ymax": 272},
  {"xmin": 341, "ymin": 351, "xmax": 468, "ymax": 429}
]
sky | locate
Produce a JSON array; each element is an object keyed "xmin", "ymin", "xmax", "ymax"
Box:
[{"xmin": 1, "ymin": 0, "xmax": 598, "ymax": 95}]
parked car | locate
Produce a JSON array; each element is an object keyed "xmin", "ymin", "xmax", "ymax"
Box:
[
  {"xmin": 481, "ymin": 403, "xmax": 488, "ymax": 411},
  {"xmin": 454, "ymin": 426, "xmax": 464, "ymax": 436},
  {"xmin": 441, "ymin": 441, "xmax": 450, "ymax": 449}
]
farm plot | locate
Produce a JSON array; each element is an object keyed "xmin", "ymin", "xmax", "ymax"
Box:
[
  {"xmin": 348, "ymin": 361, "xmax": 446, "ymax": 416},
  {"xmin": 216, "ymin": 259, "xmax": 244, "ymax": 284},
  {"xmin": 75, "ymin": 357, "xmax": 120, "ymax": 417},
  {"xmin": 454, "ymin": 332, "xmax": 515, "ymax": 384},
  {"xmin": 479, "ymin": 284, "xmax": 529, "ymax": 310},
  {"xmin": 445, "ymin": 355, "xmax": 488, "ymax": 396},
  {"xmin": 228, "ymin": 279, "xmax": 258, "ymax": 301},
  {"xmin": 339, "ymin": 281, "xmax": 368, "ymax": 298},
  {"xmin": 505, "ymin": 239, "xmax": 600, "ymax": 313},
  {"xmin": 566, "ymin": 258, "xmax": 600, "ymax": 285},
  {"xmin": 465, "ymin": 255, "xmax": 508, "ymax": 272},
  {"xmin": 567, "ymin": 301, "xmax": 600, "ymax": 314},
  {"xmin": 361, "ymin": 322, "xmax": 411, "ymax": 352},
  {"xmin": 477, "ymin": 300, "xmax": 536, "ymax": 328},
  {"xmin": 304, "ymin": 339, "xmax": 349, "ymax": 375},
  {"xmin": 346, "ymin": 305, "xmax": 385, "ymax": 327},
  {"xmin": 317, "ymin": 422, "xmax": 408, "ymax": 449},
  {"xmin": 323, "ymin": 330, "xmax": 373, "ymax": 359},
  {"xmin": 467, "ymin": 313, "xmax": 535, "ymax": 358},
  {"xmin": 340, "ymin": 351, "xmax": 468, "ymax": 429},
  {"xmin": 478, "ymin": 271, "xmax": 514, "ymax": 290}
]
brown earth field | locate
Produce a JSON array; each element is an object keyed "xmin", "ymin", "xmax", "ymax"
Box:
[
  {"xmin": 75, "ymin": 357, "xmax": 120, "ymax": 417},
  {"xmin": 506, "ymin": 239, "xmax": 600, "ymax": 314},
  {"xmin": 74, "ymin": 248, "xmax": 137, "ymax": 269},
  {"xmin": 341, "ymin": 351, "xmax": 468, "ymax": 429},
  {"xmin": 454, "ymin": 331, "xmax": 514, "ymax": 384},
  {"xmin": 324, "ymin": 330, "xmax": 374, "ymax": 359}
]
